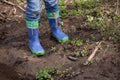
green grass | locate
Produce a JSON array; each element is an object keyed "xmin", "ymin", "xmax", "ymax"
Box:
[
  {"xmin": 59, "ymin": 0, "xmax": 120, "ymax": 41},
  {"xmin": 70, "ymin": 38, "xmax": 83, "ymax": 47},
  {"xmin": 50, "ymin": 46, "xmax": 57, "ymax": 52},
  {"xmin": 74, "ymin": 46, "xmax": 88, "ymax": 57},
  {"xmin": 36, "ymin": 67, "xmax": 73, "ymax": 80},
  {"xmin": 36, "ymin": 67, "xmax": 56, "ymax": 80}
]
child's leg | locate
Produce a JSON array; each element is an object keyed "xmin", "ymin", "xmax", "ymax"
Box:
[
  {"xmin": 44, "ymin": 0, "xmax": 58, "ymax": 13},
  {"xmin": 25, "ymin": 0, "xmax": 45, "ymax": 55},
  {"xmin": 44, "ymin": 0, "xmax": 69, "ymax": 43},
  {"xmin": 26, "ymin": 0, "xmax": 42, "ymax": 28}
]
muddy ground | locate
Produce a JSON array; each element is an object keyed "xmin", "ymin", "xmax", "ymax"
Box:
[{"xmin": 0, "ymin": 0, "xmax": 120, "ymax": 80}]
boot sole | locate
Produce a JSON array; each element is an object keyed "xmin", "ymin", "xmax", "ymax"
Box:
[
  {"xmin": 51, "ymin": 33, "xmax": 69, "ymax": 43},
  {"xmin": 58, "ymin": 37, "xmax": 69, "ymax": 43},
  {"xmin": 29, "ymin": 47, "xmax": 45, "ymax": 56}
]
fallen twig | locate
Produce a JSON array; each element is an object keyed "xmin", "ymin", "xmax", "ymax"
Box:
[
  {"xmin": 2, "ymin": 0, "xmax": 25, "ymax": 12},
  {"xmin": 115, "ymin": 0, "xmax": 120, "ymax": 16},
  {"xmin": 0, "ymin": 13, "xmax": 5, "ymax": 18},
  {"xmin": 13, "ymin": 7, "xmax": 17, "ymax": 15},
  {"xmin": 0, "ymin": 17, "xmax": 8, "ymax": 22},
  {"xmin": 0, "ymin": 12, "xmax": 11, "ymax": 21},
  {"xmin": 17, "ymin": 5, "xmax": 25, "ymax": 12},
  {"xmin": 2, "ymin": 0, "xmax": 15, "ymax": 6},
  {"xmin": 84, "ymin": 41, "xmax": 102, "ymax": 65}
]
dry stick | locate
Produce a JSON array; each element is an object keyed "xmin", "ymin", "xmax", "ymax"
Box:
[
  {"xmin": 2, "ymin": 0, "xmax": 15, "ymax": 6},
  {"xmin": 2, "ymin": 0, "xmax": 25, "ymax": 12},
  {"xmin": 84, "ymin": 41, "xmax": 102, "ymax": 65},
  {"xmin": 0, "ymin": 13, "xmax": 11, "ymax": 20},
  {"xmin": 0, "ymin": 13, "xmax": 5, "ymax": 18},
  {"xmin": 0, "ymin": 16, "xmax": 11, "ymax": 21},
  {"xmin": 17, "ymin": 5, "xmax": 25, "ymax": 12},
  {"xmin": 0, "ymin": 17, "xmax": 5, "ymax": 21},
  {"xmin": 115, "ymin": 0, "xmax": 119, "ymax": 15}
]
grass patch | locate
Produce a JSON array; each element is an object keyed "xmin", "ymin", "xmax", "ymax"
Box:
[
  {"xmin": 59, "ymin": 0, "xmax": 120, "ymax": 41},
  {"xmin": 70, "ymin": 38, "xmax": 83, "ymax": 47}
]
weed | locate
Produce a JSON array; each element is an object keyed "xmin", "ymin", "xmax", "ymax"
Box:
[
  {"xmin": 36, "ymin": 67, "xmax": 56, "ymax": 80},
  {"xmin": 36, "ymin": 67, "xmax": 73, "ymax": 80},
  {"xmin": 50, "ymin": 46, "xmax": 57, "ymax": 52},
  {"xmin": 70, "ymin": 38, "xmax": 83, "ymax": 47},
  {"xmin": 114, "ymin": 32, "xmax": 120, "ymax": 41},
  {"xmin": 74, "ymin": 51, "xmax": 81, "ymax": 57},
  {"xmin": 109, "ymin": 12, "xmax": 120, "ymax": 22},
  {"xmin": 59, "ymin": 0, "xmax": 120, "ymax": 41},
  {"xmin": 59, "ymin": 0, "xmax": 100, "ymax": 18},
  {"xmin": 74, "ymin": 47, "xmax": 88, "ymax": 57},
  {"xmin": 86, "ymin": 9, "xmax": 106, "ymax": 31},
  {"xmin": 90, "ymin": 34, "xmax": 95, "ymax": 40},
  {"xmin": 80, "ymin": 48, "xmax": 88, "ymax": 56},
  {"xmin": 73, "ymin": 0, "xmax": 100, "ymax": 9}
]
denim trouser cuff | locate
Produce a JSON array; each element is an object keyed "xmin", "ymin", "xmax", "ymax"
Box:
[{"xmin": 26, "ymin": 0, "xmax": 59, "ymax": 21}]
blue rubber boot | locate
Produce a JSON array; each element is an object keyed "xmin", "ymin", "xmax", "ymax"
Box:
[
  {"xmin": 28, "ymin": 28, "xmax": 45, "ymax": 55},
  {"xmin": 47, "ymin": 11, "xmax": 69, "ymax": 43}
]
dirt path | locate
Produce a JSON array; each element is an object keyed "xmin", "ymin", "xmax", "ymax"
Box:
[
  {"xmin": 0, "ymin": 63, "xmax": 20, "ymax": 80},
  {"xmin": 0, "ymin": 17, "xmax": 120, "ymax": 80}
]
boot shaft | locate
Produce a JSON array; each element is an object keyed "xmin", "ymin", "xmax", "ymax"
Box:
[
  {"xmin": 27, "ymin": 28, "xmax": 45, "ymax": 55},
  {"xmin": 48, "ymin": 18, "xmax": 61, "ymax": 31},
  {"xmin": 47, "ymin": 11, "xmax": 61, "ymax": 31},
  {"xmin": 28, "ymin": 28, "xmax": 39, "ymax": 40}
]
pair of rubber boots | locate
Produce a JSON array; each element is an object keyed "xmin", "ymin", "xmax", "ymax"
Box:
[{"xmin": 28, "ymin": 17, "xmax": 69, "ymax": 55}]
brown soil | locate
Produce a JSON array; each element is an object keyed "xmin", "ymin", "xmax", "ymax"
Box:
[
  {"xmin": 0, "ymin": 63, "xmax": 20, "ymax": 80},
  {"xmin": 0, "ymin": 0, "xmax": 120, "ymax": 80}
]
